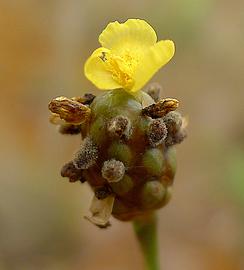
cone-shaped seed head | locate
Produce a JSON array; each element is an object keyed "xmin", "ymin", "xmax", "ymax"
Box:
[{"xmin": 50, "ymin": 88, "xmax": 186, "ymax": 225}]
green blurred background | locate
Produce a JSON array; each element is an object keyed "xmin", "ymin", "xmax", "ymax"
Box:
[{"xmin": 1, "ymin": 0, "xmax": 244, "ymax": 269}]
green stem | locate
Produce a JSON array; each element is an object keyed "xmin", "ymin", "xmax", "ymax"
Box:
[{"xmin": 133, "ymin": 212, "xmax": 160, "ymax": 270}]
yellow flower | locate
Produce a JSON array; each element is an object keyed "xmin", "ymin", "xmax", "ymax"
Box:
[{"xmin": 84, "ymin": 19, "xmax": 175, "ymax": 93}]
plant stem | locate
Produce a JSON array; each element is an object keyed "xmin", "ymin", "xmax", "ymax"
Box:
[{"xmin": 133, "ymin": 212, "xmax": 160, "ymax": 270}]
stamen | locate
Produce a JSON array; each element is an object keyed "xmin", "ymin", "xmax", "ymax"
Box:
[{"xmin": 100, "ymin": 52, "xmax": 135, "ymax": 89}]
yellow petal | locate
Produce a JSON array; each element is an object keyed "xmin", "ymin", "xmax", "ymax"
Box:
[
  {"xmin": 84, "ymin": 47, "xmax": 121, "ymax": 90},
  {"xmin": 99, "ymin": 19, "xmax": 157, "ymax": 53},
  {"xmin": 131, "ymin": 40, "xmax": 175, "ymax": 92}
]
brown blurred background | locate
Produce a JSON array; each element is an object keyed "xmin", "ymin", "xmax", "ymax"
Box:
[{"xmin": 1, "ymin": 0, "xmax": 244, "ymax": 269}]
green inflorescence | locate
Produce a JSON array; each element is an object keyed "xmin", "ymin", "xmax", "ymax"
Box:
[{"xmin": 49, "ymin": 84, "xmax": 187, "ymax": 227}]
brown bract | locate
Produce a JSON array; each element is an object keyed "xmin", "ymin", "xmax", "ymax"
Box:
[
  {"xmin": 48, "ymin": 96, "xmax": 91, "ymax": 124},
  {"xmin": 61, "ymin": 161, "xmax": 85, "ymax": 183},
  {"xmin": 107, "ymin": 116, "xmax": 132, "ymax": 139},
  {"xmin": 142, "ymin": 98, "xmax": 179, "ymax": 118},
  {"xmin": 72, "ymin": 93, "xmax": 96, "ymax": 105}
]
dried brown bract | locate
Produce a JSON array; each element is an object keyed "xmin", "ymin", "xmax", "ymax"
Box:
[
  {"xmin": 61, "ymin": 161, "xmax": 85, "ymax": 183},
  {"xmin": 58, "ymin": 124, "xmax": 82, "ymax": 135},
  {"xmin": 142, "ymin": 98, "xmax": 179, "ymax": 118},
  {"xmin": 147, "ymin": 119, "xmax": 167, "ymax": 146},
  {"xmin": 107, "ymin": 116, "xmax": 132, "ymax": 140},
  {"xmin": 72, "ymin": 93, "xmax": 96, "ymax": 105},
  {"xmin": 95, "ymin": 186, "xmax": 112, "ymax": 200},
  {"xmin": 48, "ymin": 96, "xmax": 91, "ymax": 124}
]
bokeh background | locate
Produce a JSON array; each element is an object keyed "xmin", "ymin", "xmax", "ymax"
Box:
[{"xmin": 1, "ymin": 0, "xmax": 244, "ymax": 269}]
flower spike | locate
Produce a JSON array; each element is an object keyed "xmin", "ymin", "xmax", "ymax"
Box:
[{"xmin": 48, "ymin": 17, "xmax": 187, "ymax": 270}]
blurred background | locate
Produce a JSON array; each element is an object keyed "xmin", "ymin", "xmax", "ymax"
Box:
[{"xmin": 1, "ymin": 0, "xmax": 244, "ymax": 269}]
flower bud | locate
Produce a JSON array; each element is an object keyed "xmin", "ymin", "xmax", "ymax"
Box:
[
  {"xmin": 142, "ymin": 148, "xmax": 165, "ymax": 176},
  {"xmin": 110, "ymin": 174, "xmax": 134, "ymax": 196},
  {"xmin": 140, "ymin": 181, "xmax": 166, "ymax": 209},
  {"xmin": 108, "ymin": 142, "xmax": 133, "ymax": 167}
]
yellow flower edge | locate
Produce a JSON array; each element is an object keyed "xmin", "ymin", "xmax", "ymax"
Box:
[{"xmin": 84, "ymin": 19, "xmax": 175, "ymax": 93}]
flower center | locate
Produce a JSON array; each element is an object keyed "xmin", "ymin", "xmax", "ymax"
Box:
[{"xmin": 100, "ymin": 51, "xmax": 138, "ymax": 90}]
